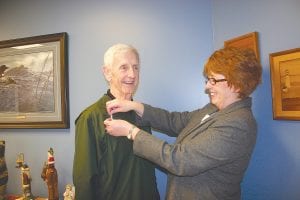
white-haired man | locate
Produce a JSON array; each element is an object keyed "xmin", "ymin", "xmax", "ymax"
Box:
[{"xmin": 73, "ymin": 44, "xmax": 159, "ymax": 200}]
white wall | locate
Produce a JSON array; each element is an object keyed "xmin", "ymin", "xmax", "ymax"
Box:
[
  {"xmin": 212, "ymin": 0, "xmax": 300, "ymax": 199},
  {"xmin": 0, "ymin": 0, "xmax": 212, "ymax": 198}
]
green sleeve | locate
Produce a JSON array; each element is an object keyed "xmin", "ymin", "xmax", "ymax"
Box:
[{"xmin": 73, "ymin": 114, "xmax": 99, "ymax": 200}]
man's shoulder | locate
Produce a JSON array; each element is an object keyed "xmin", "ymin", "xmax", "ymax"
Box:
[{"xmin": 75, "ymin": 95, "xmax": 109, "ymax": 124}]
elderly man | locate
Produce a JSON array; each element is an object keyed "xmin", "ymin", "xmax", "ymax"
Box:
[{"xmin": 73, "ymin": 44, "xmax": 159, "ymax": 200}]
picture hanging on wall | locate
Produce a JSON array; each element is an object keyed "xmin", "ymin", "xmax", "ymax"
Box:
[
  {"xmin": 224, "ymin": 31, "xmax": 260, "ymax": 63},
  {"xmin": 269, "ymin": 48, "xmax": 300, "ymax": 120},
  {"xmin": 0, "ymin": 32, "xmax": 69, "ymax": 128}
]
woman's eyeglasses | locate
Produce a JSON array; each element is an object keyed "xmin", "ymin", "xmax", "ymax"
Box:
[{"xmin": 205, "ymin": 77, "xmax": 227, "ymax": 85}]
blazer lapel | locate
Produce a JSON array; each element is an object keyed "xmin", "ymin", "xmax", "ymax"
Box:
[
  {"xmin": 176, "ymin": 110, "xmax": 217, "ymax": 143},
  {"xmin": 176, "ymin": 97, "xmax": 252, "ymax": 143}
]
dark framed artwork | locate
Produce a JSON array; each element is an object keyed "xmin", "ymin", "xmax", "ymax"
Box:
[
  {"xmin": 269, "ymin": 48, "xmax": 300, "ymax": 120},
  {"xmin": 224, "ymin": 31, "xmax": 260, "ymax": 63},
  {"xmin": 0, "ymin": 32, "xmax": 69, "ymax": 128}
]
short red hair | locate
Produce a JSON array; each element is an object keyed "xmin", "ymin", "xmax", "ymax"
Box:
[{"xmin": 203, "ymin": 47, "xmax": 262, "ymax": 98}]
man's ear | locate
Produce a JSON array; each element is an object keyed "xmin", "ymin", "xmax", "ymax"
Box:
[{"xmin": 102, "ymin": 66, "xmax": 112, "ymax": 82}]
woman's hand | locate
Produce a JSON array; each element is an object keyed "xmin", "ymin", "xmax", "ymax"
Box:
[
  {"xmin": 104, "ymin": 118, "xmax": 131, "ymax": 137},
  {"xmin": 106, "ymin": 99, "xmax": 144, "ymax": 117}
]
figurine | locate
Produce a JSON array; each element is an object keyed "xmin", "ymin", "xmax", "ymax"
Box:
[
  {"xmin": 15, "ymin": 153, "xmax": 34, "ymax": 200},
  {"xmin": 0, "ymin": 141, "xmax": 8, "ymax": 200},
  {"xmin": 63, "ymin": 184, "xmax": 75, "ymax": 200},
  {"xmin": 41, "ymin": 148, "xmax": 59, "ymax": 200}
]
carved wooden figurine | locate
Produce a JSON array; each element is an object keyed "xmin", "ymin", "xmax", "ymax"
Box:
[
  {"xmin": 0, "ymin": 141, "xmax": 8, "ymax": 200},
  {"xmin": 16, "ymin": 153, "xmax": 34, "ymax": 200},
  {"xmin": 63, "ymin": 184, "xmax": 75, "ymax": 200},
  {"xmin": 41, "ymin": 148, "xmax": 59, "ymax": 200}
]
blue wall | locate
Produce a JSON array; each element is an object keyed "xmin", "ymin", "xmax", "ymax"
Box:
[
  {"xmin": 1, "ymin": 0, "xmax": 300, "ymax": 199},
  {"xmin": 0, "ymin": 0, "xmax": 212, "ymax": 198},
  {"xmin": 212, "ymin": 0, "xmax": 300, "ymax": 199}
]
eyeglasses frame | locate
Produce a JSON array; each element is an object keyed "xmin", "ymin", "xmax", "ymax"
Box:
[{"xmin": 205, "ymin": 77, "xmax": 227, "ymax": 85}]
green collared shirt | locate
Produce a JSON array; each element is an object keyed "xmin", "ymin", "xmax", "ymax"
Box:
[{"xmin": 73, "ymin": 91, "xmax": 159, "ymax": 200}]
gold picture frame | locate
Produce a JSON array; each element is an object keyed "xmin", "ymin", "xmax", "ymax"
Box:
[
  {"xmin": 224, "ymin": 31, "xmax": 260, "ymax": 63},
  {"xmin": 269, "ymin": 48, "xmax": 300, "ymax": 120},
  {"xmin": 0, "ymin": 32, "xmax": 69, "ymax": 128}
]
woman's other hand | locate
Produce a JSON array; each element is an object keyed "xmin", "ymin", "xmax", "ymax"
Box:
[{"xmin": 106, "ymin": 99, "xmax": 144, "ymax": 117}]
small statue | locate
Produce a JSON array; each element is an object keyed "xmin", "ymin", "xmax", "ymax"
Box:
[
  {"xmin": 41, "ymin": 148, "xmax": 59, "ymax": 200},
  {"xmin": 63, "ymin": 184, "xmax": 75, "ymax": 200},
  {"xmin": 15, "ymin": 153, "xmax": 34, "ymax": 200},
  {"xmin": 0, "ymin": 141, "xmax": 8, "ymax": 200}
]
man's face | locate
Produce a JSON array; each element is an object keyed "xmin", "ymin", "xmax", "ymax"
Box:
[{"xmin": 105, "ymin": 51, "xmax": 140, "ymax": 99}]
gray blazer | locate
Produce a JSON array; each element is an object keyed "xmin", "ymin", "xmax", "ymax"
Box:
[{"xmin": 133, "ymin": 97, "xmax": 257, "ymax": 200}]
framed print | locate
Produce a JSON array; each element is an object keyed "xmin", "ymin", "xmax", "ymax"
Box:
[
  {"xmin": 269, "ymin": 48, "xmax": 300, "ymax": 120},
  {"xmin": 0, "ymin": 32, "xmax": 69, "ymax": 128},
  {"xmin": 224, "ymin": 32, "xmax": 260, "ymax": 63}
]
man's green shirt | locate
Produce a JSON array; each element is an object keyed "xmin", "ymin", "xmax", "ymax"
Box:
[{"xmin": 73, "ymin": 93, "xmax": 159, "ymax": 200}]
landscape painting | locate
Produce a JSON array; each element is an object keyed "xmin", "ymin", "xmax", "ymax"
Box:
[
  {"xmin": 0, "ymin": 33, "xmax": 69, "ymax": 128},
  {"xmin": 0, "ymin": 51, "xmax": 55, "ymax": 113}
]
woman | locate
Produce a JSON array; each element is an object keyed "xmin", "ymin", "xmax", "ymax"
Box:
[{"xmin": 104, "ymin": 47, "xmax": 262, "ymax": 200}]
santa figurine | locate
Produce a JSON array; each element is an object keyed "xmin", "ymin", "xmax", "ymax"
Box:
[{"xmin": 41, "ymin": 148, "xmax": 59, "ymax": 200}]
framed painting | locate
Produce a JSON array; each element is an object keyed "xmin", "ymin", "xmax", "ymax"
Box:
[
  {"xmin": 269, "ymin": 48, "xmax": 300, "ymax": 120},
  {"xmin": 224, "ymin": 31, "xmax": 260, "ymax": 63},
  {"xmin": 0, "ymin": 32, "xmax": 69, "ymax": 128}
]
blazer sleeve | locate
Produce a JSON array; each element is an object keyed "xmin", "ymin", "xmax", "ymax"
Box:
[
  {"xmin": 142, "ymin": 103, "xmax": 216, "ymax": 137},
  {"xmin": 142, "ymin": 104, "xmax": 192, "ymax": 137},
  {"xmin": 133, "ymin": 109, "xmax": 257, "ymax": 176}
]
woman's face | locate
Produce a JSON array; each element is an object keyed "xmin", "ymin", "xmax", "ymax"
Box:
[{"xmin": 205, "ymin": 72, "xmax": 240, "ymax": 110}]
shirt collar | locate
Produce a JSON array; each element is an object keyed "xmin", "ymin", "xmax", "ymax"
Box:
[
  {"xmin": 106, "ymin": 89, "xmax": 115, "ymax": 100},
  {"xmin": 106, "ymin": 89, "xmax": 133, "ymax": 101}
]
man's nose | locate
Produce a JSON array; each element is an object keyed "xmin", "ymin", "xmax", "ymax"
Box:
[{"xmin": 128, "ymin": 67, "xmax": 136, "ymax": 77}]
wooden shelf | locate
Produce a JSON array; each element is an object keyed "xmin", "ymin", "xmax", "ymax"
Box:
[{"xmin": 6, "ymin": 195, "xmax": 47, "ymax": 200}]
